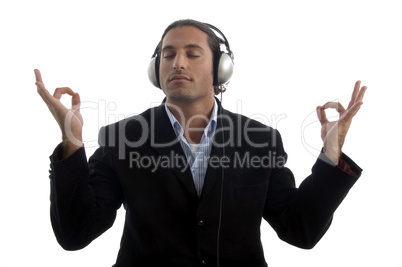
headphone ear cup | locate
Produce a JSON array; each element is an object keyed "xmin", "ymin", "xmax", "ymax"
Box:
[
  {"xmin": 148, "ymin": 56, "xmax": 160, "ymax": 88},
  {"xmin": 214, "ymin": 52, "xmax": 234, "ymax": 86}
]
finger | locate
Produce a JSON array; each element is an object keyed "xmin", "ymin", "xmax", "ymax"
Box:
[
  {"xmin": 35, "ymin": 80, "xmax": 46, "ymax": 92},
  {"xmin": 34, "ymin": 69, "xmax": 44, "ymax": 85},
  {"xmin": 36, "ymin": 82, "xmax": 58, "ymax": 117},
  {"xmin": 316, "ymin": 106, "xmax": 329, "ymax": 125},
  {"xmin": 36, "ymin": 81, "xmax": 54, "ymax": 105},
  {"xmin": 342, "ymin": 101, "xmax": 364, "ymax": 122},
  {"xmin": 356, "ymin": 85, "xmax": 367, "ymax": 104},
  {"xmin": 323, "ymin": 102, "xmax": 346, "ymax": 113},
  {"xmin": 347, "ymin": 80, "xmax": 360, "ymax": 109},
  {"xmin": 35, "ymin": 72, "xmax": 54, "ymax": 107},
  {"xmin": 53, "ymin": 87, "xmax": 76, "ymax": 100},
  {"xmin": 349, "ymin": 80, "xmax": 368, "ymax": 108}
]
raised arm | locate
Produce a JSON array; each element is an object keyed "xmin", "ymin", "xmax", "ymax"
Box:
[{"xmin": 35, "ymin": 69, "xmax": 123, "ymax": 250}]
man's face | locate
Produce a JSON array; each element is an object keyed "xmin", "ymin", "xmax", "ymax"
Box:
[{"xmin": 159, "ymin": 26, "xmax": 214, "ymax": 103}]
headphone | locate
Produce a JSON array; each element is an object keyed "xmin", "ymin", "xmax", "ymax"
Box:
[{"xmin": 147, "ymin": 23, "xmax": 234, "ymax": 89}]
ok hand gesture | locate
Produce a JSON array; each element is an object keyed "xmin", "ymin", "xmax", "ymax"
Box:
[
  {"xmin": 35, "ymin": 69, "xmax": 83, "ymax": 159},
  {"xmin": 316, "ymin": 80, "xmax": 367, "ymax": 165}
]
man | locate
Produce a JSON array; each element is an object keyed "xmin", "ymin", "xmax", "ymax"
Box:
[{"xmin": 35, "ymin": 19, "xmax": 367, "ymax": 267}]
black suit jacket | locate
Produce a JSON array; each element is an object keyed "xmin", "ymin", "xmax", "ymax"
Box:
[{"xmin": 49, "ymin": 99, "xmax": 362, "ymax": 267}]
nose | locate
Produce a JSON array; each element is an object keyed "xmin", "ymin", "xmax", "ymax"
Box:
[{"xmin": 173, "ymin": 52, "xmax": 187, "ymax": 70}]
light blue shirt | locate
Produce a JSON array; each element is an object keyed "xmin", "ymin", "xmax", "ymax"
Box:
[{"xmin": 165, "ymin": 99, "xmax": 218, "ymax": 197}]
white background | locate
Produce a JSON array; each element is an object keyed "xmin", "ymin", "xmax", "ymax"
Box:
[{"xmin": 1, "ymin": 0, "xmax": 401, "ymax": 266}]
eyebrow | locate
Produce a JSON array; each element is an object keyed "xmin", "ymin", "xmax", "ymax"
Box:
[{"xmin": 161, "ymin": 44, "xmax": 205, "ymax": 51}]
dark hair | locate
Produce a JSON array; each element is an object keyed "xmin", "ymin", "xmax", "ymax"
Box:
[{"xmin": 156, "ymin": 19, "xmax": 226, "ymax": 95}]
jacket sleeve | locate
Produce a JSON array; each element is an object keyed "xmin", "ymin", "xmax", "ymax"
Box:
[
  {"xmin": 263, "ymin": 129, "xmax": 362, "ymax": 249},
  {"xmin": 49, "ymin": 139, "xmax": 123, "ymax": 251}
]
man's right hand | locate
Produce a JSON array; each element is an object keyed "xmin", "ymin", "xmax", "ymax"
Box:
[{"xmin": 35, "ymin": 69, "xmax": 83, "ymax": 159}]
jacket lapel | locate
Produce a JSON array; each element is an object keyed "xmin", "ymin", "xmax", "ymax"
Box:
[
  {"xmin": 150, "ymin": 101, "xmax": 198, "ymax": 200},
  {"xmin": 200, "ymin": 102, "xmax": 236, "ymax": 200}
]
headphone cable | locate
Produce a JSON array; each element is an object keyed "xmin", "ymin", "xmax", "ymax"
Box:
[{"xmin": 216, "ymin": 87, "xmax": 225, "ymax": 267}]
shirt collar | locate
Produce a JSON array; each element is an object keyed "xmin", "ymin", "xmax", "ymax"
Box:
[{"xmin": 165, "ymin": 98, "xmax": 218, "ymax": 138}]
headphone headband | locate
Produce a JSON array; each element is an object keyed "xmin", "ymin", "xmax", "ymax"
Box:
[
  {"xmin": 205, "ymin": 23, "xmax": 234, "ymax": 62},
  {"xmin": 148, "ymin": 22, "xmax": 234, "ymax": 89}
]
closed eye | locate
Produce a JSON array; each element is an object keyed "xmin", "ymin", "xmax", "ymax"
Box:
[
  {"xmin": 162, "ymin": 53, "xmax": 200, "ymax": 59},
  {"xmin": 162, "ymin": 52, "xmax": 175, "ymax": 59}
]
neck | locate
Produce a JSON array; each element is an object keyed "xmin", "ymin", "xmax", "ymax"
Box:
[{"xmin": 166, "ymin": 96, "xmax": 215, "ymax": 144}]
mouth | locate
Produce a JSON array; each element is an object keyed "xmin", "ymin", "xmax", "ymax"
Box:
[{"xmin": 169, "ymin": 74, "xmax": 191, "ymax": 82}]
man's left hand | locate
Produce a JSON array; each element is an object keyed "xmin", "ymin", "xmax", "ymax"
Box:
[{"xmin": 316, "ymin": 80, "xmax": 367, "ymax": 165}]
